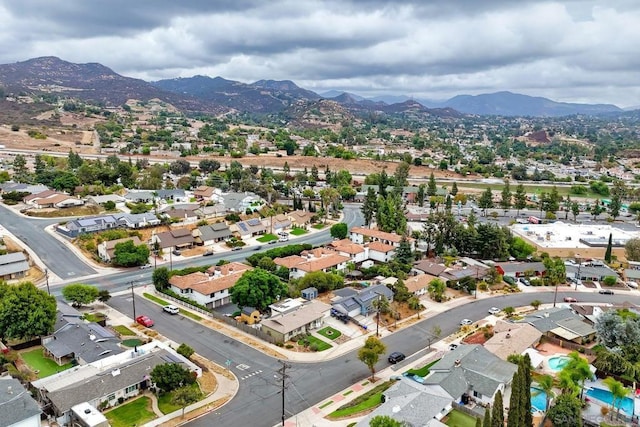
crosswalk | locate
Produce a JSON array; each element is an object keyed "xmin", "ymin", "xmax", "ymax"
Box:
[{"xmin": 235, "ymin": 363, "xmax": 262, "ymax": 380}]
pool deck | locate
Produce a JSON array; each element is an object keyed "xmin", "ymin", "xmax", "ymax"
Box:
[{"xmin": 581, "ymin": 378, "xmax": 640, "ymax": 424}]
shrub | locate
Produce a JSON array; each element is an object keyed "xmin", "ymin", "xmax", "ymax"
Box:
[
  {"xmin": 177, "ymin": 343, "xmax": 195, "ymax": 359},
  {"xmin": 310, "ymin": 343, "xmax": 319, "ymax": 352}
]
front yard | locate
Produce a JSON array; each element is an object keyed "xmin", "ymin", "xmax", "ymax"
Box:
[
  {"xmin": 257, "ymin": 233, "xmax": 278, "ymax": 242},
  {"xmin": 20, "ymin": 348, "xmax": 73, "ymax": 378},
  {"xmin": 317, "ymin": 326, "xmax": 342, "ymax": 341},
  {"xmin": 104, "ymin": 396, "xmax": 156, "ymax": 427},
  {"xmin": 290, "ymin": 228, "xmax": 308, "ymax": 236},
  {"xmin": 295, "ymin": 335, "xmax": 332, "ymax": 351}
]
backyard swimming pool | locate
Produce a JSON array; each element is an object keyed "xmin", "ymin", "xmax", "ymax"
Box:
[
  {"xmin": 547, "ymin": 356, "xmax": 570, "ymax": 372},
  {"xmin": 586, "ymin": 387, "xmax": 634, "ymax": 416},
  {"xmin": 531, "ymin": 387, "xmax": 548, "ymax": 413}
]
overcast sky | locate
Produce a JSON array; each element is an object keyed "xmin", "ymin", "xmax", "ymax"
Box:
[{"xmin": 1, "ymin": 0, "xmax": 639, "ymax": 107}]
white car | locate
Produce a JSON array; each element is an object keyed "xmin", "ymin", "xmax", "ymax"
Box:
[
  {"xmin": 163, "ymin": 305, "xmax": 179, "ymax": 315},
  {"xmin": 488, "ymin": 307, "xmax": 501, "ymax": 315},
  {"xmin": 460, "ymin": 319, "xmax": 473, "ymax": 326},
  {"xmin": 139, "ymin": 263, "xmax": 152, "ymax": 269}
]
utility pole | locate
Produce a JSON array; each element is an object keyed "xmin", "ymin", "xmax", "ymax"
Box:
[
  {"xmin": 44, "ymin": 268, "xmax": 50, "ymax": 295},
  {"xmin": 130, "ymin": 281, "xmax": 136, "ymax": 320},
  {"xmin": 277, "ymin": 360, "xmax": 290, "ymax": 426},
  {"xmin": 575, "ymin": 254, "xmax": 581, "ymax": 291},
  {"xmin": 376, "ymin": 294, "xmax": 382, "ymax": 337}
]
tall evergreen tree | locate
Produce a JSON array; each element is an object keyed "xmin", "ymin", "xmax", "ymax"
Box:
[
  {"xmin": 507, "ymin": 369, "xmax": 522, "ymax": 427},
  {"xmin": 361, "ymin": 187, "xmax": 377, "ymax": 227},
  {"xmin": 478, "ymin": 188, "xmax": 494, "ymax": 217},
  {"xmin": 483, "ymin": 407, "xmax": 491, "ymax": 427},
  {"xmin": 514, "ymin": 184, "xmax": 527, "ymax": 216},
  {"xmin": 378, "ymin": 170, "xmax": 389, "ymax": 197},
  {"xmin": 521, "ymin": 354, "xmax": 533, "ymax": 427},
  {"xmin": 476, "ymin": 417, "xmax": 482, "ymax": 427},
  {"xmin": 451, "ymin": 181, "xmax": 458, "ymax": 196},
  {"xmin": 605, "ymin": 233, "xmax": 613, "ymax": 263},
  {"xmin": 491, "ymin": 390, "xmax": 504, "ymax": 427},
  {"xmin": 417, "ymin": 184, "xmax": 426, "ymax": 207},
  {"xmin": 500, "ymin": 179, "xmax": 512, "ymax": 215},
  {"xmin": 427, "ymin": 172, "xmax": 437, "ymax": 197},
  {"xmin": 445, "ymin": 194, "xmax": 452, "ymax": 212}
]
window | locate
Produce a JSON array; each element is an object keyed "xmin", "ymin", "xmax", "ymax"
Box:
[
  {"xmin": 125, "ymin": 385, "xmax": 137, "ymax": 394},
  {"xmin": 107, "ymin": 394, "xmax": 115, "ymax": 401}
]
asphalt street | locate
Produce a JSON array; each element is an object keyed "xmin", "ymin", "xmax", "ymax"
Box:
[
  {"xmin": 0, "ymin": 203, "xmax": 97, "ymax": 278},
  {"xmin": 107, "ymin": 290, "xmax": 640, "ymax": 427}
]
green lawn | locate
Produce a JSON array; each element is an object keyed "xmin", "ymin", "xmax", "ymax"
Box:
[
  {"xmin": 122, "ymin": 338, "xmax": 143, "ymax": 347},
  {"xmin": 143, "ymin": 293, "xmax": 169, "ymax": 306},
  {"xmin": 290, "ymin": 228, "xmax": 308, "ymax": 236},
  {"xmin": 257, "ymin": 233, "xmax": 278, "ymax": 242},
  {"xmin": 405, "ymin": 358, "xmax": 441, "ymax": 378},
  {"xmin": 454, "ymin": 181, "xmax": 602, "ymax": 200},
  {"xmin": 157, "ymin": 383, "xmax": 202, "ymax": 414},
  {"xmin": 180, "ymin": 310, "xmax": 203, "ymax": 321},
  {"xmin": 83, "ymin": 312, "xmax": 107, "ymax": 323},
  {"xmin": 297, "ymin": 335, "xmax": 332, "ymax": 351},
  {"xmin": 105, "ymin": 396, "xmax": 156, "ymax": 427},
  {"xmin": 444, "ymin": 409, "xmax": 480, "ymax": 427},
  {"xmin": 311, "ymin": 223, "xmax": 326, "ymax": 230},
  {"xmin": 113, "ymin": 325, "xmax": 136, "ymax": 336},
  {"xmin": 317, "ymin": 326, "xmax": 342, "ymax": 341},
  {"xmin": 20, "ymin": 348, "xmax": 73, "ymax": 378},
  {"xmin": 328, "ymin": 381, "xmax": 395, "ymax": 418}
]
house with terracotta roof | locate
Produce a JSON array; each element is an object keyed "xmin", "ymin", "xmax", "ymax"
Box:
[
  {"xmin": 483, "ymin": 320, "xmax": 543, "ymax": 360},
  {"xmin": 24, "ymin": 190, "xmax": 85, "ymax": 209},
  {"xmin": 97, "ymin": 236, "xmax": 143, "ymax": 262},
  {"xmin": 366, "ymin": 241, "xmax": 396, "ymax": 262},
  {"xmin": 276, "ymin": 248, "xmax": 350, "ymax": 279},
  {"xmin": 349, "ymin": 226, "xmax": 415, "ymax": 250},
  {"xmin": 329, "ymin": 239, "xmax": 368, "ymax": 263},
  {"xmin": 194, "ymin": 185, "xmax": 216, "ymax": 201},
  {"xmin": 259, "ymin": 300, "xmax": 331, "ymax": 342},
  {"xmin": 413, "ymin": 260, "xmax": 447, "ymax": 276},
  {"xmin": 169, "ymin": 261, "xmax": 252, "ymax": 308},
  {"xmin": 151, "ymin": 228, "xmax": 196, "ymax": 251},
  {"xmin": 404, "ymin": 273, "xmax": 437, "ymax": 297}
]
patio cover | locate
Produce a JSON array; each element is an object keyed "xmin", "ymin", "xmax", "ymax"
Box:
[
  {"xmin": 550, "ymin": 327, "xmax": 580, "ymax": 341},
  {"xmin": 523, "ymin": 348, "xmax": 545, "ymax": 369}
]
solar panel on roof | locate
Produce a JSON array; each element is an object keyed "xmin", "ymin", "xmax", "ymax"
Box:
[
  {"xmin": 160, "ymin": 353, "xmax": 184, "ymax": 364},
  {"xmin": 247, "ymin": 218, "xmax": 261, "ymax": 226},
  {"xmin": 238, "ymin": 223, "xmax": 248, "ymax": 232}
]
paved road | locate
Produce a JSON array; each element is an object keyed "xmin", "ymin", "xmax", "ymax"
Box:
[
  {"xmin": 108, "ymin": 288, "xmax": 640, "ymax": 427},
  {"xmin": 0, "ymin": 203, "xmax": 97, "ymax": 278}
]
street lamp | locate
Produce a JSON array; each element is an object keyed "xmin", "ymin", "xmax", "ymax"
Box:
[
  {"xmin": 130, "ymin": 281, "xmax": 137, "ymax": 320},
  {"xmin": 44, "ymin": 268, "xmax": 50, "ymax": 295}
]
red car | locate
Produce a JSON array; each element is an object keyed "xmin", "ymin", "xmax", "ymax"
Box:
[{"xmin": 136, "ymin": 315, "xmax": 154, "ymax": 327}]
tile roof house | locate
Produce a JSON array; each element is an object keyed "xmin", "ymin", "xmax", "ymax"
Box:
[
  {"xmin": 277, "ymin": 248, "xmax": 350, "ymax": 279},
  {"xmin": 97, "ymin": 236, "xmax": 143, "ymax": 262},
  {"xmin": 331, "ymin": 284, "xmax": 394, "ymax": 317},
  {"xmin": 151, "ymin": 228, "xmax": 196, "ymax": 250},
  {"xmin": 194, "ymin": 222, "xmax": 233, "ymax": 245},
  {"xmin": 259, "ymin": 300, "xmax": 330, "ymax": 342},
  {"xmin": 404, "ymin": 273, "xmax": 437, "ymax": 296},
  {"xmin": 194, "ymin": 185, "xmax": 216, "ymax": 201},
  {"xmin": 289, "ymin": 210, "xmax": 314, "ymax": 226},
  {"xmin": 423, "ymin": 344, "xmax": 517, "ymax": 406},
  {"xmin": 349, "ymin": 226, "xmax": 415, "ymax": 250},
  {"xmin": 519, "ymin": 307, "xmax": 596, "ymax": 344},
  {"xmin": 366, "ymin": 241, "xmax": 396, "ymax": 263},
  {"xmin": 413, "ymin": 260, "xmax": 447, "ymax": 276},
  {"xmin": 483, "ymin": 320, "xmax": 543, "ymax": 360},
  {"xmin": 42, "ymin": 321, "xmax": 124, "ymax": 365},
  {"xmin": 0, "ymin": 252, "xmax": 29, "ymax": 281},
  {"xmin": 169, "ymin": 262, "xmax": 252, "ymax": 308},
  {"xmin": 329, "ymin": 239, "xmax": 368, "ymax": 263},
  {"xmin": 32, "ymin": 342, "xmax": 201, "ymax": 426},
  {"xmin": 24, "ymin": 190, "xmax": 85, "ymax": 209},
  {"xmin": 0, "ymin": 377, "xmax": 41, "ymax": 427}
]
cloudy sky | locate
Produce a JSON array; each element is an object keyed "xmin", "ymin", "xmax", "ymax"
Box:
[{"xmin": 1, "ymin": 0, "xmax": 639, "ymax": 107}]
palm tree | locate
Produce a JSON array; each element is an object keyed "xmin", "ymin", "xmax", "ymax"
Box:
[
  {"xmin": 534, "ymin": 374, "xmax": 556, "ymax": 413},
  {"xmin": 563, "ymin": 351, "xmax": 592, "ymax": 400},
  {"xmin": 603, "ymin": 376, "xmax": 629, "ymax": 421}
]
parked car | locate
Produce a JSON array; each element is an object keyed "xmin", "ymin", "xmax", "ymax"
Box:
[
  {"xmin": 627, "ymin": 281, "xmax": 638, "ymax": 289},
  {"xmin": 563, "ymin": 296, "xmax": 578, "ymax": 303},
  {"xmin": 268, "ymin": 240, "xmax": 277, "ymax": 245},
  {"xmin": 231, "ymin": 247, "xmax": 242, "ymax": 251},
  {"xmin": 460, "ymin": 319, "xmax": 473, "ymax": 326},
  {"xmin": 488, "ymin": 307, "xmax": 501, "ymax": 315},
  {"xmin": 139, "ymin": 263, "xmax": 152, "ymax": 269},
  {"xmin": 599, "ymin": 289, "xmax": 615, "ymax": 295},
  {"xmin": 388, "ymin": 352, "xmax": 406, "ymax": 364},
  {"xmin": 163, "ymin": 305, "xmax": 179, "ymax": 315},
  {"xmin": 202, "ymin": 250, "xmax": 214, "ymax": 257},
  {"xmin": 172, "ymin": 249, "xmax": 182, "ymax": 256},
  {"xmin": 136, "ymin": 315, "xmax": 154, "ymax": 327},
  {"xmin": 253, "ymin": 245, "xmax": 262, "ymax": 251},
  {"xmin": 448, "ymin": 343, "xmax": 458, "ymax": 351}
]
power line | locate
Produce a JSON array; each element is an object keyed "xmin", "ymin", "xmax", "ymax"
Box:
[{"xmin": 276, "ymin": 360, "xmax": 291, "ymax": 426}]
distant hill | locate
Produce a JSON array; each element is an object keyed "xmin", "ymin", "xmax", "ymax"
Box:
[{"xmin": 441, "ymin": 91, "xmax": 622, "ymax": 117}]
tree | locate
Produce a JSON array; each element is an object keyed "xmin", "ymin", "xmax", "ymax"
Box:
[
  {"xmin": 369, "ymin": 415, "xmax": 409, "ymax": 427},
  {"xmin": 483, "ymin": 407, "xmax": 491, "ymax": 427},
  {"xmin": 407, "ymin": 296, "xmax": 424, "ymax": 318},
  {"xmin": 478, "ymin": 188, "xmax": 494, "ymax": 216},
  {"xmin": 153, "ymin": 267, "xmax": 170, "ymax": 290},
  {"xmin": 361, "ymin": 187, "xmax": 377, "ymax": 227},
  {"xmin": 503, "ymin": 306, "xmax": 515, "ymax": 317},
  {"xmin": 62, "ymin": 283, "xmax": 100, "ymax": 307},
  {"xmin": 0, "ymin": 282, "xmax": 57, "ymax": 340},
  {"xmin": 394, "ymin": 236, "xmax": 414, "ymax": 265},
  {"xmin": 295, "ymin": 271, "xmax": 344, "ymax": 293},
  {"xmin": 594, "ymin": 310, "xmax": 640, "ymax": 348},
  {"xmin": 97, "ymin": 290, "xmax": 111, "ymax": 303},
  {"xmin": 609, "ymin": 180, "xmax": 626, "ymax": 220},
  {"xmin": 199, "ymin": 159, "xmax": 220, "ymax": 173},
  {"xmin": 12, "ymin": 154, "xmax": 30, "ymax": 182},
  {"xmin": 520, "ymin": 354, "xmax": 532, "ymax": 427},
  {"xmin": 358, "ymin": 336, "xmax": 386, "ymax": 381},
  {"xmin": 113, "ymin": 240, "xmax": 151, "ymax": 267},
  {"xmin": 393, "ymin": 161, "xmax": 411, "ymax": 193},
  {"xmin": 602, "ymin": 376, "xmax": 629, "ymax": 421},
  {"xmin": 546, "ymin": 393, "xmax": 583, "ymax": 427},
  {"xmin": 417, "ymin": 184, "xmax": 426, "ymax": 207},
  {"xmin": 150, "ymin": 363, "xmax": 195, "ymax": 393},
  {"xmin": 562, "ymin": 351, "xmax": 592, "ymax": 400},
  {"xmin": 172, "ymin": 385, "xmax": 202, "ymax": 418},
  {"xmin": 476, "ymin": 418, "xmax": 482, "ymax": 427},
  {"xmin": 626, "ymin": 238, "xmax": 640, "ymax": 262},
  {"xmin": 571, "ymin": 202, "xmax": 580, "ymax": 221},
  {"xmin": 330, "ymin": 222, "xmax": 348, "ymax": 239},
  {"xmin": 177, "ymin": 343, "xmax": 195, "ymax": 359},
  {"xmin": 491, "ymin": 390, "xmax": 503, "ymax": 427},
  {"xmin": 170, "ymin": 159, "xmax": 191, "ymax": 175},
  {"xmin": 427, "ymin": 172, "xmax": 437, "ymax": 197},
  {"xmin": 604, "ymin": 233, "xmax": 613, "ymax": 264},
  {"xmin": 507, "ymin": 368, "xmax": 522, "ymax": 427},
  {"xmin": 535, "ymin": 374, "xmax": 556, "ymax": 413},
  {"xmin": 530, "ymin": 299, "xmax": 542, "ymax": 310},
  {"xmin": 428, "ymin": 278, "xmax": 446, "ymax": 302},
  {"xmin": 514, "ymin": 184, "xmax": 527, "ymax": 216},
  {"xmin": 451, "ymin": 182, "xmax": 458, "ymax": 196},
  {"xmin": 230, "ymin": 269, "xmax": 288, "ymax": 312},
  {"xmin": 500, "ymin": 180, "xmax": 512, "ymax": 215}
]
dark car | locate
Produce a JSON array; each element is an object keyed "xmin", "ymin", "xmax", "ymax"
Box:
[
  {"xmin": 599, "ymin": 289, "xmax": 615, "ymax": 295},
  {"xmin": 388, "ymin": 352, "xmax": 406, "ymax": 364},
  {"xmin": 231, "ymin": 247, "xmax": 242, "ymax": 251}
]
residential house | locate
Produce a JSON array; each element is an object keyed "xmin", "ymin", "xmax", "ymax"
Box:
[
  {"xmin": 413, "ymin": 260, "xmax": 447, "ymax": 277},
  {"xmin": 222, "ymin": 191, "xmax": 263, "ymax": 212},
  {"xmin": 168, "ymin": 262, "xmax": 252, "ymax": 308},
  {"xmin": 0, "ymin": 252, "xmax": 29, "ymax": 281},
  {"xmin": 32, "ymin": 341, "xmax": 201, "ymax": 426},
  {"xmin": 356, "ymin": 378, "xmax": 451, "ymax": 427},
  {"xmin": 70, "ymin": 402, "xmax": 108, "ymax": 427},
  {"xmin": 565, "ymin": 263, "xmax": 619, "ymax": 282},
  {"xmin": 123, "ymin": 190, "xmax": 155, "ymax": 203},
  {"xmin": 259, "ymin": 300, "xmax": 330, "ymax": 342},
  {"xmin": 440, "ymin": 265, "xmax": 489, "ymax": 283},
  {"xmin": 267, "ymin": 213, "xmax": 292, "ymax": 233},
  {"xmin": 193, "ymin": 185, "xmax": 216, "ymax": 201},
  {"xmin": 234, "ymin": 218, "xmax": 267, "ymax": 239},
  {"xmin": 404, "ymin": 273, "xmax": 437, "ymax": 297},
  {"xmin": 289, "ymin": 210, "xmax": 314, "ymax": 227},
  {"xmin": 42, "ymin": 320, "xmax": 124, "ymax": 366},
  {"xmin": 156, "ymin": 189, "xmax": 188, "ymax": 203},
  {"xmin": 57, "ymin": 213, "xmax": 160, "ymax": 238},
  {"xmin": 331, "ymin": 284, "xmax": 394, "ymax": 317},
  {"xmin": 366, "ymin": 241, "xmax": 396, "ymax": 263},
  {"xmin": 275, "ymin": 248, "xmax": 350, "ymax": 279},
  {"xmin": 24, "ymin": 190, "xmax": 84, "ymax": 209},
  {"xmin": 161, "ymin": 207, "xmax": 199, "ymax": 224},
  {"xmin": 113, "ymin": 212, "xmax": 161, "ymax": 229},
  {"xmin": 329, "ymin": 239, "xmax": 367, "ymax": 263},
  {"xmin": 269, "ymin": 298, "xmax": 306, "ymax": 317},
  {"xmin": 494, "ymin": 261, "xmax": 546, "ymax": 278},
  {"xmin": 0, "ymin": 182, "xmax": 49, "ymax": 195},
  {"xmin": 87, "ymin": 194, "xmax": 127, "ymax": 207},
  {"xmin": 349, "ymin": 226, "xmax": 415, "ymax": 250},
  {"xmin": 0, "ymin": 377, "xmax": 41, "ymax": 427},
  {"xmin": 152, "ymin": 228, "xmax": 196, "ymax": 251},
  {"xmin": 194, "ymin": 222, "xmax": 233, "ymax": 246},
  {"xmin": 97, "ymin": 236, "xmax": 143, "ymax": 262},
  {"xmin": 483, "ymin": 320, "xmax": 543, "ymax": 360},
  {"xmin": 423, "ymin": 344, "xmax": 517, "ymax": 406},
  {"xmin": 519, "ymin": 307, "xmax": 596, "ymax": 344}
]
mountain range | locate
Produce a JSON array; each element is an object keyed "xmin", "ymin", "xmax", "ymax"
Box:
[{"xmin": 0, "ymin": 56, "xmax": 625, "ymax": 118}]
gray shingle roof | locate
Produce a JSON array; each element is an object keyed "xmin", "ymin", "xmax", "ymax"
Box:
[
  {"xmin": 0, "ymin": 377, "xmax": 40, "ymax": 426},
  {"xmin": 44, "ymin": 322, "xmax": 124, "ymax": 363},
  {"xmin": 0, "ymin": 252, "xmax": 29, "ymax": 277}
]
